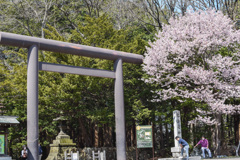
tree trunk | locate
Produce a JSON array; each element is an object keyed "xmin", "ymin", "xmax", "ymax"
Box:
[
  {"xmin": 165, "ymin": 123, "xmax": 169, "ymax": 148},
  {"xmin": 131, "ymin": 122, "xmax": 135, "ymax": 147},
  {"xmin": 227, "ymin": 115, "xmax": 230, "ymax": 139},
  {"xmin": 159, "ymin": 122, "xmax": 164, "ymax": 150},
  {"xmin": 152, "ymin": 124, "xmax": 155, "ymax": 158},
  {"xmin": 104, "ymin": 124, "xmax": 111, "ymax": 147},
  {"xmin": 99, "ymin": 126, "xmax": 103, "ymax": 147},
  {"xmin": 78, "ymin": 118, "xmax": 83, "ymax": 147},
  {"xmin": 126, "ymin": 125, "xmax": 131, "ymax": 147},
  {"xmin": 238, "ymin": 122, "xmax": 240, "ymax": 146},
  {"xmin": 190, "ymin": 123, "xmax": 194, "ymax": 146},
  {"xmin": 79, "ymin": 118, "xmax": 92, "ymax": 147},
  {"xmin": 94, "ymin": 124, "xmax": 99, "ymax": 147},
  {"xmin": 221, "ymin": 115, "xmax": 225, "ymax": 148},
  {"xmin": 214, "ymin": 114, "xmax": 221, "ymax": 155},
  {"xmin": 211, "ymin": 126, "xmax": 215, "ymax": 152},
  {"xmin": 234, "ymin": 115, "xmax": 240, "ymax": 145}
]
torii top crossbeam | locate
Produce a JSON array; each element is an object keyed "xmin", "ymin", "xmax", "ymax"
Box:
[{"xmin": 0, "ymin": 32, "xmax": 143, "ymax": 64}]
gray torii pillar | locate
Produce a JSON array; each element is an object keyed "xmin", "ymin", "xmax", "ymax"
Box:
[
  {"xmin": 114, "ymin": 59, "xmax": 126, "ymax": 160},
  {"xmin": 27, "ymin": 45, "xmax": 39, "ymax": 160}
]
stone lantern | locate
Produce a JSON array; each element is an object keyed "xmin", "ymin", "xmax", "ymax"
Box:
[{"xmin": 46, "ymin": 116, "xmax": 77, "ymax": 160}]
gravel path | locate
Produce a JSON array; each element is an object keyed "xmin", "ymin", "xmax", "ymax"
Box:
[{"xmin": 204, "ymin": 158, "xmax": 240, "ymax": 160}]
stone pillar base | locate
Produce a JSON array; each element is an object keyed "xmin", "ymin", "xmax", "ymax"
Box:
[
  {"xmin": 0, "ymin": 155, "xmax": 12, "ymax": 160},
  {"xmin": 158, "ymin": 156, "xmax": 201, "ymax": 160},
  {"xmin": 171, "ymin": 147, "xmax": 182, "ymax": 158}
]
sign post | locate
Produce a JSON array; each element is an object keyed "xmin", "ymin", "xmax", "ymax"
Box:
[
  {"xmin": 0, "ymin": 135, "xmax": 5, "ymax": 154},
  {"xmin": 136, "ymin": 125, "xmax": 154, "ymax": 160}
]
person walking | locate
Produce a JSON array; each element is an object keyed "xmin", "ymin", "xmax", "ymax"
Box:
[
  {"xmin": 175, "ymin": 136, "xmax": 189, "ymax": 159},
  {"xmin": 39, "ymin": 142, "xmax": 43, "ymax": 160},
  {"xmin": 194, "ymin": 135, "xmax": 212, "ymax": 158},
  {"xmin": 21, "ymin": 146, "xmax": 28, "ymax": 160}
]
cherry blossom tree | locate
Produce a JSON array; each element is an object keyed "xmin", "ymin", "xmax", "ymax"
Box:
[{"xmin": 143, "ymin": 9, "xmax": 240, "ymax": 152}]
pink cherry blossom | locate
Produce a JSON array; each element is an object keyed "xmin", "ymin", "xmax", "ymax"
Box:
[{"xmin": 143, "ymin": 9, "xmax": 240, "ymax": 125}]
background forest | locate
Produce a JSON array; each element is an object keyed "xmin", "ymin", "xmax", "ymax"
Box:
[{"xmin": 1, "ymin": 0, "xmax": 240, "ymax": 159}]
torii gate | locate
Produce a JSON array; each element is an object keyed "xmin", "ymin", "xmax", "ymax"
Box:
[{"xmin": 0, "ymin": 32, "xmax": 143, "ymax": 160}]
